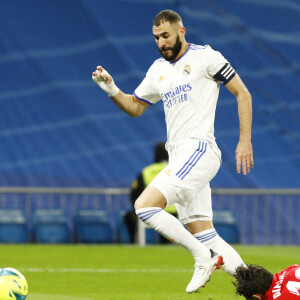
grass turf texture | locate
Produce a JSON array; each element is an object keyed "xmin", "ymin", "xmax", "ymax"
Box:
[{"xmin": 0, "ymin": 245, "xmax": 298, "ymax": 299}]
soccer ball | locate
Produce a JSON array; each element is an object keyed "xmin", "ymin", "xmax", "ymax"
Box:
[{"xmin": 0, "ymin": 268, "xmax": 28, "ymax": 299}]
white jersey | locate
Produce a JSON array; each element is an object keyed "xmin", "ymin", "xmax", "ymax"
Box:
[{"xmin": 134, "ymin": 44, "xmax": 236, "ymax": 148}]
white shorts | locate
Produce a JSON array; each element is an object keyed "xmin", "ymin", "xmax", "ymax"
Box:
[{"xmin": 149, "ymin": 138, "xmax": 221, "ymax": 224}]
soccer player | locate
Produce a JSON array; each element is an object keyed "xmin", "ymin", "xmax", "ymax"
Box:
[
  {"xmin": 92, "ymin": 9, "xmax": 254, "ymax": 293},
  {"xmin": 234, "ymin": 264, "xmax": 300, "ymax": 299}
]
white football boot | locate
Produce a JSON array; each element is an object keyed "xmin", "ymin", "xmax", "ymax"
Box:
[{"xmin": 186, "ymin": 250, "xmax": 224, "ymax": 294}]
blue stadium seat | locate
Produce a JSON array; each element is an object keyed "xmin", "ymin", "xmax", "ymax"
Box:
[
  {"xmin": 213, "ymin": 210, "xmax": 240, "ymax": 244},
  {"xmin": 75, "ymin": 210, "xmax": 113, "ymax": 243},
  {"xmin": 0, "ymin": 209, "xmax": 28, "ymax": 243},
  {"xmin": 33, "ymin": 209, "xmax": 70, "ymax": 243}
]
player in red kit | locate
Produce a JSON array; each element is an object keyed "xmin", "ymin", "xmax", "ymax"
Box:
[{"xmin": 234, "ymin": 264, "xmax": 300, "ymax": 299}]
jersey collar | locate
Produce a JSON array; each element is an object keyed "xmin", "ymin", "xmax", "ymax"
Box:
[{"xmin": 170, "ymin": 43, "xmax": 190, "ymax": 64}]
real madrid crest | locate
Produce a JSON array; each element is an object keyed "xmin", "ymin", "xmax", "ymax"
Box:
[{"xmin": 183, "ymin": 65, "xmax": 191, "ymax": 76}]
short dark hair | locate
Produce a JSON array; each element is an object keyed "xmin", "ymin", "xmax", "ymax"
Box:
[
  {"xmin": 153, "ymin": 10, "xmax": 183, "ymax": 27},
  {"xmin": 154, "ymin": 142, "xmax": 168, "ymax": 163},
  {"xmin": 233, "ymin": 265, "xmax": 273, "ymax": 300}
]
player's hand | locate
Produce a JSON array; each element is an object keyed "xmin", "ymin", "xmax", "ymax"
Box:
[
  {"xmin": 235, "ymin": 140, "xmax": 254, "ymax": 175},
  {"xmin": 92, "ymin": 66, "xmax": 119, "ymax": 96}
]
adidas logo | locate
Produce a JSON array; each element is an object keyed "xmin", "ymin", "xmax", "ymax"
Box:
[{"xmin": 164, "ymin": 169, "xmax": 171, "ymax": 176}]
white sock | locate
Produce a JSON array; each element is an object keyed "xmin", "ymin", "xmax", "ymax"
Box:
[
  {"xmin": 136, "ymin": 207, "xmax": 210, "ymax": 260},
  {"xmin": 193, "ymin": 228, "xmax": 246, "ymax": 275}
]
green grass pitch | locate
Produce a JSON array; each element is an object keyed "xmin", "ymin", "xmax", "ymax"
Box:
[{"xmin": 1, "ymin": 244, "xmax": 299, "ymax": 299}]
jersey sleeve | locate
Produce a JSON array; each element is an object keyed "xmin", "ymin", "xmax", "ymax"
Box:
[
  {"xmin": 204, "ymin": 46, "xmax": 236, "ymax": 85},
  {"xmin": 134, "ymin": 63, "xmax": 161, "ymax": 105}
]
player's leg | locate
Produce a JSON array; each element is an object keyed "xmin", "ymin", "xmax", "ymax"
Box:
[
  {"xmin": 174, "ymin": 187, "xmax": 223, "ymax": 293},
  {"xmin": 134, "ymin": 185, "xmax": 211, "ymax": 261},
  {"xmin": 135, "ymin": 173, "xmax": 223, "ymax": 293},
  {"xmin": 178, "ymin": 184, "xmax": 246, "ymax": 276},
  {"xmin": 174, "ymin": 140, "xmax": 245, "ymax": 275},
  {"xmin": 190, "ymin": 225, "xmax": 246, "ymax": 275},
  {"xmin": 135, "ymin": 140, "xmax": 224, "ymax": 293}
]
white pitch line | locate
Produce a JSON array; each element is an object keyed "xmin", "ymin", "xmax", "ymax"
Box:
[
  {"xmin": 28, "ymin": 293, "xmax": 89, "ymax": 300},
  {"xmin": 20, "ymin": 268, "xmax": 192, "ymax": 273}
]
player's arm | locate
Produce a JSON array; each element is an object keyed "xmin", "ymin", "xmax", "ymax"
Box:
[
  {"xmin": 92, "ymin": 66, "xmax": 148, "ymax": 117},
  {"xmin": 225, "ymin": 74, "xmax": 254, "ymax": 175}
]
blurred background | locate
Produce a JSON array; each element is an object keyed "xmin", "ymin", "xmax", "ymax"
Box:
[{"xmin": 0, "ymin": 0, "xmax": 299, "ymax": 246}]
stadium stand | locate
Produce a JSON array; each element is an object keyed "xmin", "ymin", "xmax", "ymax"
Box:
[
  {"xmin": 0, "ymin": 188, "xmax": 298, "ymax": 245},
  {"xmin": 0, "ymin": 1, "xmax": 299, "ymax": 245},
  {"xmin": 0, "ymin": 0, "xmax": 299, "ymax": 189}
]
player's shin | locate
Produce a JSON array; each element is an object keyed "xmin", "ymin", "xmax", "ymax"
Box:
[{"xmin": 135, "ymin": 207, "xmax": 211, "ymax": 260}]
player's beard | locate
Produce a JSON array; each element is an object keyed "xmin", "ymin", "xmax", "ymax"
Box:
[{"xmin": 158, "ymin": 35, "xmax": 182, "ymax": 61}]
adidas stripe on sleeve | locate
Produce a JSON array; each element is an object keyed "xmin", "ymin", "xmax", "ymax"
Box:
[{"xmin": 213, "ymin": 63, "xmax": 236, "ymax": 85}]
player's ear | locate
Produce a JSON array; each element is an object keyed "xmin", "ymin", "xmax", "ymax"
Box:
[
  {"xmin": 178, "ymin": 26, "xmax": 186, "ymax": 39},
  {"xmin": 252, "ymin": 294, "xmax": 265, "ymax": 300}
]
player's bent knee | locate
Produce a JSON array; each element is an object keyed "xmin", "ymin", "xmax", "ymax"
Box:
[
  {"xmin": 134, "ymin": 197, "xmax": 145, "ymax": 210},
  {"xmin": 134, "ymin": 196, "xmax": 159, "ymax": 210},
  {"xmin": 134, "ymin": 186, "xmax": 167, "ymax": 210}
]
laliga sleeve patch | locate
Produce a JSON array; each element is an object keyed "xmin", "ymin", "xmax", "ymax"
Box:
[{"xmin": 213, "ymin": 63, "xmax": 236, "ymax": 85}]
